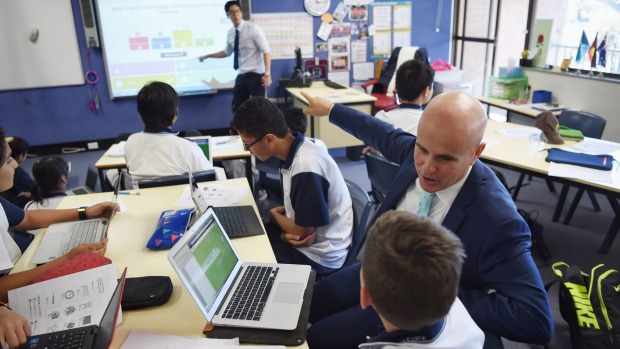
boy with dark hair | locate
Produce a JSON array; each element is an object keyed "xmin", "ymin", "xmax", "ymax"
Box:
[
  {"xmin": 124, "ymin": 81, "xmax": 213, "ymax": 181},
  {"xmin": 1, "ymin": 137, "xmax": 34, "ymax": 208},
  {"xmin": 282, "ymin": 108, "xmax": 327, "ymax": 149},
  {"xmin": 232, "ymin": 97, "xmax": 353, "ymax": 277},
  {"xmin": 359, "ymin": 210, "xmax": 484, "ymax": 348}
]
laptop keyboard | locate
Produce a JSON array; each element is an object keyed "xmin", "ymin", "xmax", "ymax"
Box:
[
  {"xmin": 213, "ymin": 207, "xmax": 248, "ymax": 237},
  {"xmin": 59, "ymin": 221, "xmax": 100, "ymax": 255},
  {"xmin": 222, "ymin": 266, "xmax": 279, "ymax": 321},
  {"xmin": 26, "ymin": 328, "xmax": 87, "ymax": 349}
]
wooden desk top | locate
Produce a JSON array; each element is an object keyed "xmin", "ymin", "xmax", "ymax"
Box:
[
  {"xmin": 482, "ymin": 120, "xmax": 620, "ymax": 193},
  {"xmin": 477, "ymin": 96, "xmax": 560, "ymax": 119},
  {"xmin": 286, "ymin": 81, "xmax": 376, "ymax": 105},
  {"xmin": 12, "ymin": 179, "xmax": 307, "ymax": 348},
  {"xmin": 95, "ymin": 135, "xmax": 251, "ymax": 170}
]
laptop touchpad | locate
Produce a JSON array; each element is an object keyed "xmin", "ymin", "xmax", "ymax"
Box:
[{"xmin": 272, "ymin": 283, "xmax": 303, "ymax": 304}]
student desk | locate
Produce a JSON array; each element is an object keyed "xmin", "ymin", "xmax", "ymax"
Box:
[
  {"xmin": 12, "ymin": 178, "xmax": 308, "ymax": 348},
  {"xmin": 482, "ymin": 120, "xmax": 620, "ymax": 253},
  {"xmin": 477, "ymin": 96, "xmax": 560, "ymax": 123},
  {"xmin": 95, "ymin": 135, "xmax": 252, "ymax": 192},
  {"xmin": 286, "ymin": 81, "xmax": 376, "ymax": 148}
]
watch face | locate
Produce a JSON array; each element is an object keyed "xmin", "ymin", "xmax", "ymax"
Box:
[{"xmin": 304, "ymin": 0, "xmax": 331, "ymax": 16}]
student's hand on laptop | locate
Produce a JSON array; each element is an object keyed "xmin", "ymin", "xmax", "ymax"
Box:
[
  {"xmin": 282, "ymin": 232, "xmax": 315, "ymax": 247},
  {"xmin": 0, "ymin": 306, "xmax": 30, "ymax": 349},
  {"xmin": 299, "ymin": 91, "xmax": 334, "ymax": 117},
  {"xmin": 86, "ymin": 202, "xmax": 120, "ymax": 219},
  {"xmin": 66, "ymin": 238, "xmax": 108, "ymax": 259}
]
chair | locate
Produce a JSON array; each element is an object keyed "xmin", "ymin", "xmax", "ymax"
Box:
[
  {"xmin": 360, "ymin": 57, "xmax": 398, "ymax": 113},
  {"xmin": 70, "ymin": 165, "xmax": 99, "ymax": 195},
  {"xmin": 364, "ymin": 153, "xmax": 401, "ymax": 203},
  {"xmin": 136, "ymin": 170, "xmax": 216, "ymax": 189},
  {"xmin": 253, "ymin": 157, "xmax": 283, "ymax": 201},
  {"xmin": 342, "ymin": 179, "xmax": 374, "ymax": 268},
  {"xmin": 554, "ymin": 110, "xmax": 607, "ymax": 224}
]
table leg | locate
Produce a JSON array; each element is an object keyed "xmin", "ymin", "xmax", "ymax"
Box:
[
  {"xmin": 598, "ymin": 195, "xmax": 619, "ymax": 254},
  {"xmin": 98, "ymin": 168, "xmax": 109, "ymax": 192},
  {"xmin": 552, "ymin": 184, "xmax": 570, "ymax": 222}
]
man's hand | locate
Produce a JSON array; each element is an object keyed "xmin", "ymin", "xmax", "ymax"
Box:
[
  {"xmin": 261, "ymin": 75, "xmax": 272, "ymax": 87},
  {"xmin": 300, "ymin": 91, "xmax": 334, "ymax": 117},
  {"xmin": 0, "ymin": 306, "xmax": 30, "ymax": 349},
  {"xmin": 362, "ymin": 146, "xmax": 379, "ymax": 155},
  {"xmin": 66, "ymin": 238, "xmax": 108, "ymax": 259},
  {"xmin": 198, "ymin": 55, "xmax": 207, "ymax": 62},
  {"xmin": 282, "ymin": 232, "xmax": 316, "ymax": 247}
]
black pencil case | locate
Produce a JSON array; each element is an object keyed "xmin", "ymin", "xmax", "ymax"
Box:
[{"xmin": 121, "ymin": 276, "xmax": 173, "ymax": 310}]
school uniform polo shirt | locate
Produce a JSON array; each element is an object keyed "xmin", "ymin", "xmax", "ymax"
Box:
[
  {"xmin": 1, "ymin": 197, "xmax": 26, "ymax": 265},
  {"xmin": 280, "ymin": 133, "xmax": 353, "ymax": 269}
]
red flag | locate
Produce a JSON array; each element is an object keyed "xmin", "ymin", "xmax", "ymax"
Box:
[{"xmin": 588, "ymin": 33, "xmax": 598, "ymax": 67}]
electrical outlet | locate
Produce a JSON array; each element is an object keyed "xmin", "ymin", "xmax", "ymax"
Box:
[{"xmin": 87, "ymin": 142, "xmax": 99, "ymax": 150}]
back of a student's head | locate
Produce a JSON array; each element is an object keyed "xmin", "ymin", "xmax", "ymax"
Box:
[
  {"xmin": 395, "ymin": 59, "xmax": 435, "ymax": 102},
  {"xmin": 8, "ymin": 136, "xmax": 30, "ymax": 161},
  {"xmin": 231, "ymin": 97, "xmax": 288, "ymax": 139},
  {"xmin": 31, "ymin": 156, "xmax": 68, "ymax": 202},
  {"xmin": 282, "ymin": 108, "xmax": 308, "ymax": 135},
  {"xmin": 362, "ymin": 210, "xmax": 465, "ymax": 331},
  {"xmin": 137, "ymin": 81, "xmax": 179, "ymax": 132}
]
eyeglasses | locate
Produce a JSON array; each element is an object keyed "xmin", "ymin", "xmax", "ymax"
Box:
[
  {"xmin": 227, "ymin": 9, "xmax": 241, "ymax": 16},
  {"xmin": 243, "ymin": 135, "xmax": 265, "ymax": 151}
]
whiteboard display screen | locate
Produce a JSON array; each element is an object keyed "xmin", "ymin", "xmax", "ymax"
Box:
[{"xmin": 95, "ymin": 0, "xmax": 237, "ymax": 98}]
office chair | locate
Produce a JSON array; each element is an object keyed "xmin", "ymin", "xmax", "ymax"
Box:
[
  {"xmin": 360, "ymin": 57, "xmax": 398, "ymax": 113},
  {"xmin": 554, "ymin": 110, "xmax": 607, "ymax": 224},
  {"xmin": 342, "ymin": 179, "xmax": 374, "ymax": 268},
  {"xmin": 364, "ymin": 152, "xmax": 401, "ymax": 203},
  {"xmin": 136, "ymin": 170, "xmax": 216, "ymax": 189}
]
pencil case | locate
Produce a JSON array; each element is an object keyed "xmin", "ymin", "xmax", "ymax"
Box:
[
  {"xmin": 545, "ymin": 148, "xmax": 614, "ymax": 171},
  {"xmin": 146, "ymin": 208, "xmax": 195, "ymax": 250}
]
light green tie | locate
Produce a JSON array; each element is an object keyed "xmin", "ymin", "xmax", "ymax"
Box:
[{"xmin": 416, "ymin": 190, "xmax": 436, "ymax": 217}]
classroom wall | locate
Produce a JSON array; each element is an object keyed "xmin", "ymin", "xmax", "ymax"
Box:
[{"xmin": 0, "ymin": 0, "xmax": 452, "ymax": 148}]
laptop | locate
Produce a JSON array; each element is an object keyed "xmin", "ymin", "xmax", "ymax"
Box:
[
  {"xmin": 30, "ymin": 173, "xmax": 122, "ymax": 265},
  {"xmin": 186, "ymin": 136, "xmax": 213, "ymax": 162},
  {"xmin": 20, "ymin": 268, "xmax": 127, "ymax": 349},
  {"xmin": 188, "ymin": 171, "xmax": 265, "ymax": 238},
  {"xmin": 168, "ymin": 208, "xmax": 311, "ymax": 330}
]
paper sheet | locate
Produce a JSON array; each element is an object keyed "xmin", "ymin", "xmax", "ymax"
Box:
[
  {"xmin": 351, "ymin": 40, "xmax": 368, "ymax": 63},
  {"xmin": 572, "ymin": 138, "xmax": 620, "ymax": 155},
  {"xmin": 496, "ymin": 127, "xmax": 540, "ymax": 138},
  {"xmin": 119, "ymin": 330, "xmax": 238, "ymax": 349},
  {"xmin": 8, "ymin": 264, "xmax": 118, "ymax": 336},
  {"xmin": 175, "ymin": 183, "xmax": 248, "ymax": 207},
  {"xmin": 104, "ymin": 142, "xmax": 126, "ymax": 157},
  {"xmin": 353, "ymin": 62, "xmax": 374, "ymax": 81},
  {"xmin": 548, "ymin": 162, "xmax": 614, "ymax": 184},
  {"xmin": 317, "ymin": 22, "xmax": 333, "ymax": 41},
  {"xmin": 212, "ymin": 136, "xmax": 244, "ymax": 151}
]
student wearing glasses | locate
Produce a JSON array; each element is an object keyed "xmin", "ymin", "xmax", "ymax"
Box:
[
  {"xmin": 199, "ymin": 0, "xmax": 271, "ymax": 113},
  {"xmin": 232, "ymin": 97, "xmax": 353, "ymax": 278}
]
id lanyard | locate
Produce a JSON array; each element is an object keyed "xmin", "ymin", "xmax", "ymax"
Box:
[{"xmin": 85, "ymin": 50, "xmax": 100, "ymax": 113}]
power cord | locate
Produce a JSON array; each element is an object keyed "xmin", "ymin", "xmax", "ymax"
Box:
[{"xmin": 61, "ymin": 147, "xmax": 86, "ymax": 154}]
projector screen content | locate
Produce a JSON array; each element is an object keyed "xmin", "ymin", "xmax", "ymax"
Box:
[{"xmin": 95, "ymin": 0, "xmax": 237, "ymax": 98}]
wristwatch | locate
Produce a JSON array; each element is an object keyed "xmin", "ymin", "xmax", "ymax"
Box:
[
  {"xmin": 78, "ymin": 206, "xmax": 88, "ymax": 220},
  {"xmin": 263, "ymin": 72, "xmax": 271, "ymax": 77}
]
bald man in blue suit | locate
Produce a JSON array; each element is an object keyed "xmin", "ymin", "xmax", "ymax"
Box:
[{"xmin": 300, "ymin": 91, "xmax": 553, "ymax": 349}]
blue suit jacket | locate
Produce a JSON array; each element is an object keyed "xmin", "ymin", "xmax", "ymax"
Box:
[{"xmin": 330, "ymin": 104, "xmax": 553, "ymax": 344}]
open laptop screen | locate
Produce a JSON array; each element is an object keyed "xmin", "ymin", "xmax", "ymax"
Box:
[
  {"xmin": 186, "ymin": 136, "xmax": 212, "ymax": 162},
  {"xmin": 170, "ymin": 212, "xmax": 240, "ymax": 319}
]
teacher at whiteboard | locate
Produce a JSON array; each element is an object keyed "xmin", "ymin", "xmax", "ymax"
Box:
[{"xmin": 199, "ymin": 0, "xmax": 272, "ymax": 112}]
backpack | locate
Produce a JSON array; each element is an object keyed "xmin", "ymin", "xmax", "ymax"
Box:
[{"xmin": 548, "ymin": 262, "xmax": 620, "ymax": 348}]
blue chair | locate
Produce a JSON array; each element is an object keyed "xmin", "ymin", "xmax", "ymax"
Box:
[
  {"xmin": 136, "ymin": 170, "xmax": 216, "ymax": 189},
  {"xmin": 364, "ymin": 152, "xmax": 400, "ymax": 203},
  {"xmin": 342, "ymin": 179, "xmax": 374, "ymax": 267}
]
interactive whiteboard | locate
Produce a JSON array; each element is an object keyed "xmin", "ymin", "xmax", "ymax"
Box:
[
  {"xmin": 0, "ymin": 0, "xmax": 84, "ymax": 91},
  {"xmin": 95, "ymin": 0, "xmax": 238, "ymax": 99}
]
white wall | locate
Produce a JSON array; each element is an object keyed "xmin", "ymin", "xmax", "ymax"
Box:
[{"xmin": 523, "ymin": 68, "xmax": 620, "ymax": 142}]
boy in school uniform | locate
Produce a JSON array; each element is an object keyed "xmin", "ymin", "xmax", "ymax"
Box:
[
  {"xmin": 124, "ymin": 81, "xmax": 213, "ymax": 182},
  {"xmin": 231, "ymin": 97, "xmax": 353, "ymax": 277},
  {"xmin": 359, "ymin": 210, "xmax": 484, "ymax": 349}
]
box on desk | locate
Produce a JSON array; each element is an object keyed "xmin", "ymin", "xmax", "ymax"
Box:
[
  {"xmin": 486, "ymin": 76, "xmax": 528, "ymax": 100},
  {"xmin": 434, "ymin": 80, "xmax": 474, "ymax": 96}
]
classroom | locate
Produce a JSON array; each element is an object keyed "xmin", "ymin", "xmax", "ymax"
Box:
[{"xmin": 1, "ymin": 0, "xmax": 620, "ymax": 348}]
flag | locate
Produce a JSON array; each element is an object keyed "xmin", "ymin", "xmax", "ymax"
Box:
[
  {"xmin": 598, "ymin": 34, "xmax": 607, "ymax": 67},
  {"xmin": 588, "ymin": 33, "xmax": 598, "ymax": 68},
  {"xmin": 575, "ymin": 30, "xmax": 589, "ymax": 63}
]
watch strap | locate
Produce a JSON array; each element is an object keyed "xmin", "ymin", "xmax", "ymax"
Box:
[{"xmin": 78, "ymin": 206, "xmax": 88, "ymax": 220}]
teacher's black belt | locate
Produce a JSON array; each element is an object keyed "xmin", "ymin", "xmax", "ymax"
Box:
[{"xmin": 237, "ymin": 72, "xmax": 263, "ymax": 78}]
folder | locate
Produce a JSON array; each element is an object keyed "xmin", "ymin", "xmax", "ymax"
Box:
[{"xmin": 545, "ymin": 148, "xmax": 614, "ymax": 171}]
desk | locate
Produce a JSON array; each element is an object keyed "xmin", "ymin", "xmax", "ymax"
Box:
[
  {"xmin": 12, "ymin": 178, "xmax": 307, "ymax": 348},
  {"xmin": 286, "ymin": 81, "xmax": 376, "ymax": 148},
  {"xmin": 482, "ymin": 120, "xmax": 620, "ymax": 253},
  {"xmin": 95, "ymin": 136, "xmax": 252, "ymax": 192},
  {"xmin": 477, "ymin": 96, "xmax": 560, "ymax": 123}
]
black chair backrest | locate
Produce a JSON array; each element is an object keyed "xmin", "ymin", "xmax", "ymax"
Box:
[
  {"xmin": 86, "ymin": 165, "xmax": 99, "ymax": 192},
  {"xmin": 137, "ymin": 169, "xmax": 216, "ymax": 189},
  {"xmin": 559, "ymin": 110, "xmax": 607, "ymax": 139},
  {"xmin": 364, "ymin": 153, "xmax": 401, "ymax": 203},
  {"xmin": 343, "ymin": 179, "xmax": 373, "ymax": 267}
]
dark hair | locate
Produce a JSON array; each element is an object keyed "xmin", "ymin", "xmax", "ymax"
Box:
[
  {"xmin": 224, "ymin": 1, "xmax": 241, "ymax": 13},
  {"xmin": 0, "ymin": 127, "xmax": 6, "ymax": 167},
  {"xmin": 231, "ymin": 97, "xmax": 289, "ymax": 139},
  {"xmin": 282, "ymin": 108, "xmax": 307, "ymax": 134},
  {"xmin": 395, "ymin": 59, "xmax": 435, "ymax": 102},
  {"xmin": 137, "ymin": 81, "xmax": 179, "ymax": 132},
  {"xmin": 30, "ymin": 156, "xmax": 68, "ymax": 203},
  {"xmin": 8, "ymin": 136, "xmax": 30, "ymax": 160}
]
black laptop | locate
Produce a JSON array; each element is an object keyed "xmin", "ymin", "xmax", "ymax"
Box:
[{"xmin": 20, "ymin": 268, "xmax": 127, "ymax": 349}]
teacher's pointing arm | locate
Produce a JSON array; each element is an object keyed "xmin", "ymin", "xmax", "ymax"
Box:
[{"xmin": 300, "ymin": 90, "xmax": 334, "ymax": 117}]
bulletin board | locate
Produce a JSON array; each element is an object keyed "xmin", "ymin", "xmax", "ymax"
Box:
[{"xmin": 0, "ymin": 0, "xmax": 84, "ymax": 91}]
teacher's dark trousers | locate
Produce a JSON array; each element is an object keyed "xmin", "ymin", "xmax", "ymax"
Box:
[{"xmin": 232, "ymin": 72, "xmax": 265, "ymax": 112}]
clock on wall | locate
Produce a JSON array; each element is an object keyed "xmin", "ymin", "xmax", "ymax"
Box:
[{"xmin": 304, "ymin": 0, "xmax": 331, "ymax": 16}]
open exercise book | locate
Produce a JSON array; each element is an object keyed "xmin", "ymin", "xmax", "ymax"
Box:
[
  {"xmin": 120, "ymin": 330, "xmax": 285, "ymax": 349},
  {"xmin": 8, "ymin": 264, "xmax": 119, "ymax": 336}
]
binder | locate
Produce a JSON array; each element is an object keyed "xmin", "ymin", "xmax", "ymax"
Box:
[{"xmin": 545, "ymin": 148, "xmax": 614, "ymax": 171}]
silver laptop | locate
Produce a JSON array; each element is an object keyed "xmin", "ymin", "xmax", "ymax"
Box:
[
  {"xmin": 30, "ymin": 173, "xmax": 122, "ymax": 265},
  {"xmin": 186, "ymin": 135, "xmax": 213, "ymax": 162},
  {"xmin": 168, "ymin": 207, "xmax": 310, "ymax": 330}
]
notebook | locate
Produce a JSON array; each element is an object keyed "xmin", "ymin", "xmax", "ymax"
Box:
[
  {"xmin": 168, "ymin": 207, "xmax": 311, "ymax": 330},
  {"xmin": 186, "ymin": 136, "xmax": 213, "ymax": 162},
  {"xmin": 30, "ymin": 173, "xmax": 122, "ymax": 265},
  {"xmin": 19, "ymin": 268, "xmax": 127, "ymax": 349},
  {"xmin": 188, "ymin": 172, "xmax": 265, "ymax": 238}
]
